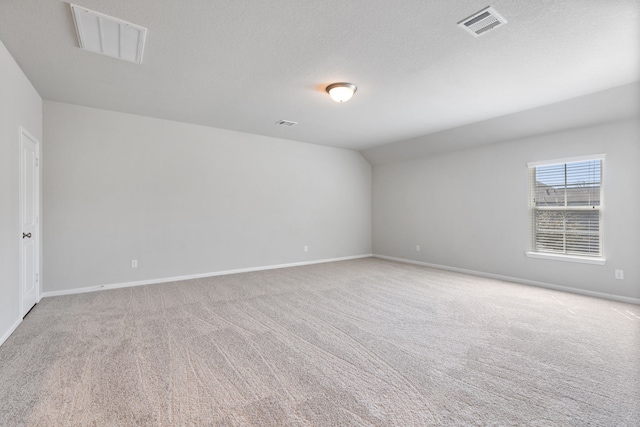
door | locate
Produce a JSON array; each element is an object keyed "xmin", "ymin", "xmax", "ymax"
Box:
[{"xmin": 20, "ymin": 127, "xmax": 39, "ymax": 316}]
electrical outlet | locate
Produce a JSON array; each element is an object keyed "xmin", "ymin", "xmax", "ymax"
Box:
[
  {"xmin": 614, "ymin": 269, "xmax": 624, "ymax": 280},
  {"xmin": 415, "ymin": 245, "xmax": 421, "ymax": 252},
  {"xmin": 131, "ymin": 259, "xmax": 138, "ymax": 268},
  {"xmin": 304, "ymin": 245, "xmax": 308, "ymax": 252}
]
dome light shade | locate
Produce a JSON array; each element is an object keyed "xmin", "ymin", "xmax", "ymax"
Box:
[{"xmin": 326, "ymin": 83, "xmax": 357, "ymax": 103}]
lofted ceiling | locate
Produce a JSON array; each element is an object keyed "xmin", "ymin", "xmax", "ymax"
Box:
[{"xmin": 0, "ymin": 0, "xmax": 638, "ymax": 151}]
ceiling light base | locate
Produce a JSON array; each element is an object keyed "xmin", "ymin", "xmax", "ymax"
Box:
[{"xmin": 326, "ymin": 83, "xmax": 357, "ymax": 103}]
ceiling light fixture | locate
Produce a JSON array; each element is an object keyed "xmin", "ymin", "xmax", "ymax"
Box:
[{"xmin": 326, "ymin": 83, "xmax": 357, "ymax": 103}]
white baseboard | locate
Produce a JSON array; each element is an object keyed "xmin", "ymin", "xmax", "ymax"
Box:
[
  {"xmin": 41, "ymin": 254, "xmax": 373, "ymax": 298},
  {"xmin": 374, "ymin": 254, "xmax": 640, "ymax": 305},
  {"xmin": 0, "ymin": 318, "xmax": 22, "ymax": 347}
]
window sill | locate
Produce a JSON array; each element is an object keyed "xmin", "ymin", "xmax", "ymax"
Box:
[{"xmin": 525, "ymin": 251, "xmax": 606, "ymax": 265}]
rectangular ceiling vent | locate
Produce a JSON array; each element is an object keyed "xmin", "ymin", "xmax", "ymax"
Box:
[
  {"xmin": 275, "ymin": 120, "xmax": 298, "ymax": 127},
  {"xmin": 70, "ymin": 4, "xmax": 147, "ymax": 64},
  {"xmin": 458, "ymin": 6, "xmax": 507, "ymax": 37}
]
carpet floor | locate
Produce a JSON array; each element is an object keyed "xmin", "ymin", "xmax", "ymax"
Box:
[{"xmin": 1, "ymin": 258, "xmax": 638, "ymax": 426}]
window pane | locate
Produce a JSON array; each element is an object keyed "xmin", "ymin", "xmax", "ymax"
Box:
[
  {"xmin": 565, "ymin": 233, "xmax": 600, "ymax": 255},
  {"xmin": 566, "ymin": 210, "xmax": 599, "ymax": 232},
  {"xmin": 566, "ymin": 210, "xmax": 600, "ymax": 255},
  {"xmin": 535, "ymin": 164, "xmax": 565, "ymax": 207},
  {"xmin": 535, "ymin": 210, "xmax": 564, "ymax": 252},
  {"xmin": 566, "ymin": 161, "xmax": 600, "ymax": 207}
]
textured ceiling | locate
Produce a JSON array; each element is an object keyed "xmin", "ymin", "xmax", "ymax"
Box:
[{"xmin": 0, "ymin": 0, "xmax": 638, "ymax": 151}]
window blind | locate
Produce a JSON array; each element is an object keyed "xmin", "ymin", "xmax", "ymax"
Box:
[{"xmin": 529, "ymin": 158, "xmax": 602, "ymax": 257}]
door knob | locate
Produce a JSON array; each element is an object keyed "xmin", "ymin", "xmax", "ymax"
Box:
[{"xmin": 22, "ymin": 232, "xmax": 31, "ymax": 239}]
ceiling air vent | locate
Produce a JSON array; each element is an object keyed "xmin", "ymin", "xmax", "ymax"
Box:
[
  {"xmin": 458, "ymin": 6, "xmax": 506, "ymax": 37},
  {"xmin": 70, "ymin": 4, "xmax": 147, "ymax": 64},
  {"xmin": 275, "ymin": 120, "xmax": 298, "ymax": 127}
]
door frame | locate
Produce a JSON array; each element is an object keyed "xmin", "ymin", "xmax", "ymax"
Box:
[{"xmin": 19, "ymin": 126, "xmax": 41, "ymax": 317}]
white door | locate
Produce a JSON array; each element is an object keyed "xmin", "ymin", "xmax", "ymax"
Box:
[{"xmin": 20, "ymin": 128, "xmax": 39, "ymax": 316}]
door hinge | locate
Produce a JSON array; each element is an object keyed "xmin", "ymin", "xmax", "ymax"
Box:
[
  {"xmin": 36, "ymin": 273, "xmax": 39, "ymax": 283},
  {"xmin": 35, "ymin": 157, "xmax": 39, "ymax": 167}
]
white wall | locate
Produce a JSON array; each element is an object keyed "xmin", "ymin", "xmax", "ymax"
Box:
[
  {"xmin": 373, "ymin": 119, "xmax": 640, "ymax": 300},
  {"xmin": 0, "ymin": 40, "xmax": 42, "ymax": 343},
  {"xmin": 362, "ymin": 83, "xmax": 639, "ymax": 166},
  {"xmin": 43, "ymin": 101, "xmax": 372, "ymax": 292}
]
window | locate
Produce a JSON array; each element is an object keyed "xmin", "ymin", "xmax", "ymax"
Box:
[{"xmin": 527, "ymin": 155, "xmax": 604, "ymax": 264}]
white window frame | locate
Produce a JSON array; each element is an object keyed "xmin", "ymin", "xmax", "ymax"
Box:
[{"xmin": 525, "ymin": 154, "xmax": 605, "ymax": 265}]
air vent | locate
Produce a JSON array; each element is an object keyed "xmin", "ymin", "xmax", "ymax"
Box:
[
  {"xmin": 275, "ymin": 120, "xmax": 298, "ymax": 127},
  {"xmin": 458, "ymin": 6, "xmax": 506, "ymax": 37},
  {"xmin": 70, "ymin": 4, "xmax": 147, "ymax": 64}
]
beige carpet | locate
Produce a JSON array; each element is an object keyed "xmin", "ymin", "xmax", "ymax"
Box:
[{"xmin": 1, "ymin": 258, "xmax": 638, "ymax": 426}]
